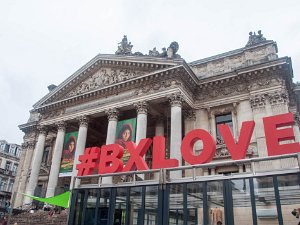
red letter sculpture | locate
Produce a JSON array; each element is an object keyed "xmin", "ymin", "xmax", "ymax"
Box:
[
  {"xmin": 98, "ymin": 144, "xmax": 124, "ymax": 174},
  {"xmin": 122, "ymin": 138, "xmax": 152, "ymax": 172},
  {"xmin": 181, "ymin": 129, "xmax": 216, "ymax": 165},
  {"xmin": 152, "ymin": 136, "xmax": 179, "ymax": 169},
  {"xmin": 77, "ymin": 147, "xmax": 100, "ymax": 176},
  {"xmin": 218, "ymin": 121, "xmax": 255, "ymax": 160},
  {"xmin": 263, "ymin": 112, "xmax": 300, "ymax": 156}
]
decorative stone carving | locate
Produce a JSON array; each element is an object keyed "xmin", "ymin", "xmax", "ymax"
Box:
[
  {"xmin": 37, "ymin": 126, "xmax": 48, "ymax": 135},
  {"xmin": 215, "ymin": 145, "xmax": 255, "ymax": 158},
  {"xmin": 106, "ymin": 108, "xmax": 119, "ymax": 121},
  {"xmin": 56, "ymin": 121, "xmax": 67, "ymax": 132},
  {"xmin": 68, "ymin": 68, "xmax": 146, "ymax": 97},
  {"xmin": 149, "ymin": 47, "xmax": 160, "ymax": 57},
  {"xmin": 134, "ymin": 80, "xmax": 179, "ymax": 95},
  {"xmin": 148, "ymin": 42, "xmax": 181, "ymax": 58},
  {"xmin": 245, "ymin": 30, "xmax": 267, "ymax": 47},
  {"xmin": 268, "ymin": 91, "xmax": 288, "ymax": 105},
  {"xmin": 115, "ymin": 35, "xmax": 133, "ymax": 55},
  {"xmin": 248, "ymin": 77, "xmax": 282, "ymax": 91},
  {"xmin": 134, "ymin": 101, "xmax": 148, "ymax": 114},
  {"xmin": 250, "ymin": 94, "xmax": 266, "ymax": 109},
  {"xmin": 77, "ymin": 116, "xmax": 89, "ymax": 127},
  {"xmin": 183, "ymin": 109, "xmax": 196, "ymax": 121},
  {"xmin": 41, "ymin": 109, "xmax": 65, "ymax": 120},
  {"xmin": 169, "ymin": 93, "xmax": 183, "ymax": 107},
  {"xmin": 24, "ymin": 132, "xmax": 37, "ymax": 139},
  {"xmin": 294, "ymin": 113, "xmax": 300, "ymax": 127},
  {"xmin": 22, "ymin": 141, "xmax": 36, "ymax": 150}
]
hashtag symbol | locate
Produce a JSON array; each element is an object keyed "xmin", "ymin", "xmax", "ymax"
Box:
[{"xmin": 76, "ymin": 147, "xmax": 100, "ymax": 176}]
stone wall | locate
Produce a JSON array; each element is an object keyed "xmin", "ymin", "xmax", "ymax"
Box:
[{"xmin": 10, "ymin": 210, "xmax": 68, "ymax": 225}]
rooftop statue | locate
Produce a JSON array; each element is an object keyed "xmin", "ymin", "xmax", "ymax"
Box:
[
  {"xmin": 115, "ymin": 35, "xmax": 133, "ymax": 55},
  {"xmin": 245, "ymin": 30, "xmax": 267, "ymax": 47}
]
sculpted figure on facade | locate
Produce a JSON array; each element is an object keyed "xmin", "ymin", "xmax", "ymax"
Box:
[
  {"xmin": 245, "ymin": 30, "xmax": 267, "ymax": 47},
  {"xmin": 115, "ymin": 35, "xmax": 133, "ymax": 55}
]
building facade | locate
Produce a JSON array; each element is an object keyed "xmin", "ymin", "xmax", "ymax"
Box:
[
  {"xmin": 13, "ymin": 31, "xmax": 300, "ymax": 224},
  {"xmin": 0, "ymin": 140, "xmax": 20, "ymax": 209}
]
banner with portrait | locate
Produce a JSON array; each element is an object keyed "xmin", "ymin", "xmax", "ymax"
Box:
[
  {"xmin": 59, "ymin": 131, "xmax": 78, "ymax": 177},
  {"xmin": 115, "ymin": 118, "xmax": 137, "ymax": 163}
]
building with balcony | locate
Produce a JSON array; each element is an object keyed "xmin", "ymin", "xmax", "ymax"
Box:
[
  {"xmin": 13, "ymin": 31, "xmax": 300, "ymax": 225},
  {"xmin": 0, "ymin": 140, "xmax": 21, "ymax": 209}
]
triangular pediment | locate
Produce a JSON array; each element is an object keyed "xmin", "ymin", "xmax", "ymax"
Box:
[{"xmin": 33, "ymin": 54, "xmax": 184, "ymax": 109}]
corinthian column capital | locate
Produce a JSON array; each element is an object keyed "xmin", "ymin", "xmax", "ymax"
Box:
[
  {"xmin": 105, "ymin": 108, "xmax": 119, "ymax": 121},
  {"xmin": 56, "ymin": 121, "xmax": 67, "ymax": 132},
  {"xmin": 77, "ymin": 115, "xmax": 89, "ymax": 127},
  {"xmin": 134, "ymin": 101, "xmax": 148, "ymax": 114},
  {"xmin": 169, "ymin": 93, "xmax": 183, "ymax": 107},
  {"xmin": 37, "ymin": 126, "xmax": 48, "ymax": 135}
]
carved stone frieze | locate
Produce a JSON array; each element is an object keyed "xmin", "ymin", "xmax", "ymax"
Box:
[
  {"xmin": 248, "ymin": 77, "xmax": 282, "ymax": 91},
  {"xmin": 134, "ymin": 101, "xmax": 148, "ymax": 114},
  {"xmin": 106, "ymin": 108, "xmax": 119, "ymax": 121},
  {"xmin": 77, "ymin": 115, "xmax": 89, "ymax": 127},
  {"xmin": 197, "ymin": 83, "xmax": 246, "ymax": 101},
  {"xmin": 250, "ymin": 94, "xmax": 266, "ymax": 109},
  {"xmin": 183, "ymin": 109, "xmax": 196, "ymax": 121},
  {"xmin": 134, "ymin": 80, "xmax": 179, "ymax": 95},
  {"xmin": 68, "ymin": 68, "xmax": 146, "ymax": 97},
  {"xmin": 169, "ymin": 93, "xmax": 183, "ymax": 107},
  {"xmin": 24, "ymin": 132, "xmax": 37, "ymax": 140},
  {"xmin": 41, "ymin": 109, "xmax": 65, "ymax": 120},
  {"xmin": 214, "ymin": 144, "xmax": 256, "ymax": 158}
]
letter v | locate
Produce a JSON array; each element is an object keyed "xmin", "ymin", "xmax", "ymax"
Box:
[{"xmin": 218, "ymin": 121, "xmax": 255, "ymax": 160}]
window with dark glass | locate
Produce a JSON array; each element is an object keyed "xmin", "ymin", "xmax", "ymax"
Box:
[{"xmin": 215, "ymin": 113, "xmax": 233, "ymax": 141}]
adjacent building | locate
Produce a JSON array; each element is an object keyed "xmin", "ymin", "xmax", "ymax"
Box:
[
  {"xmin": 0, "ymin": 140, "xmax": 21, "ymax": 209},
  {"xmin": 13, "ymin": 31, "xmax": 300, "ymax": 225}
]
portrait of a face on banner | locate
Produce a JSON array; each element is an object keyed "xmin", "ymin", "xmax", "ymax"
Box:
[
  {"xmin": 115, "ymin": 118, "xmax": 137, "ymax": 163},
  {"xmin": 59, "ymin": 131, "xmax": 78, "ymax": 177}
]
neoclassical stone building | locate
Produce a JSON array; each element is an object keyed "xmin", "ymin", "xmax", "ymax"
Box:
[{"xmin": 13, "ymin": 31, "xmax": 300, "ymax": 210}]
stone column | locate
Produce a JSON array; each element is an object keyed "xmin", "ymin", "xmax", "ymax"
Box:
[
  {"xmin": 24, "ymin": 127, "xmax": 47, "ymax": 204},
  {"xmin": 134, "ymin": 101, "xmax": 148, "ymax": 145},
  {"xmin": 71, "ymin": 116, "xmax": 89, "ymax": 189},
  {"xmin": 154, "ymin": 116, "xmax": 164, "ymax": 180},
  {"xmin": 46, "ymin": 121, "xmax": 66, "ymax": 197},
  {"xmin": 103, "ymin": 108, "xmax": 119, "ymax": 184},
  {"xmin": 169, "ymin": 93, "xmax": 183, "ymax": 178}
]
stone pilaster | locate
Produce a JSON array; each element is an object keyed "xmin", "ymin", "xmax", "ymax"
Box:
[
  {"xmin": 46, "ymin": 121, "xmax": 66, "ymax": 197},
  {"xmin": 169, "ymin": 93, "xmax": 183, "ymax": 178},
  {"xmin": 24, "ymin": 126, "xmax": 48, "ymax": 204},
  {"xmin": 71, "ymin": 116, "xmax": 89, "ymax": 188}
]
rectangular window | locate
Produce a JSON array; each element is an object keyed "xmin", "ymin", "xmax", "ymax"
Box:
[
  {"xmin": 5, "ymin": 161, "xmax": 11, "ymax": 171},
  {"xmin": 215, "ymin": 113, "xmax": 233, "ymax": 142}
]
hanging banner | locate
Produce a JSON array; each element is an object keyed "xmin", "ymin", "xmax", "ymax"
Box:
[
  {"xmin": 59, "ymin": 131, "xmax": 78, "ymax": 177},
  {"xmin": 115, "ymin": 118, "xmax": 137, "ymax": 163}
]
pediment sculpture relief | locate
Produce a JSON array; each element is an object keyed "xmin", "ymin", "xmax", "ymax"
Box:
[{"xmin": 67, "ymin": 68, "xmax": 146, "ymax": 97}]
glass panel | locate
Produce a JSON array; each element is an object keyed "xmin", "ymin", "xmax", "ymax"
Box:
[
  {"xmin": 113, "ymin": 187, "xmax": 128, "ymax": 225},
  {"xmin": 277, "ymin": 174, "xmax": 300, "ymax": 224},
  {"xmin": 253, "ymin": 176, "xmax": 279, "ymax": 225},
  {"xmin": 231, "ymin": 179, "xmax": 253, "ymax": 225},
  {"xmin": 73, "ymin": 190, "xmax": 85, "ymax": 225},
  {"xmin": 129, "ymin": 186, "xmax": 143, "ymax": 225},
  {"xmin": 98, "ymin": 189, "xmax": 111, "ymax": 225},
  {"xmin": 186, "ymin": 183, "xmax": 204, "ymax": 225},
  {"xmin": 168, "ymin": 184, "xmax": 184, "ymax": 225},
  {"xmin": 144, "ymin": 185, "xmax": 158, "ymax": 225},
  {"xmin": 207, "ymin": 181, "xmax": 224, "ymax": 225},
  {"xmin": 84, "ymin": 189, "xmax": 97, "ymax": 225}
]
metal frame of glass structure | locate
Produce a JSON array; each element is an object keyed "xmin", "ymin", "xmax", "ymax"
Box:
[{"xmin": 68, "ymin": 153, "xmax": 300, "ymax": 225}]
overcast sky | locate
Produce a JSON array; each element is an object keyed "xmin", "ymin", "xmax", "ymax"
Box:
[{"xmin": 1, "ymin": 0, "xmax": 300, "ymax": 144}]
